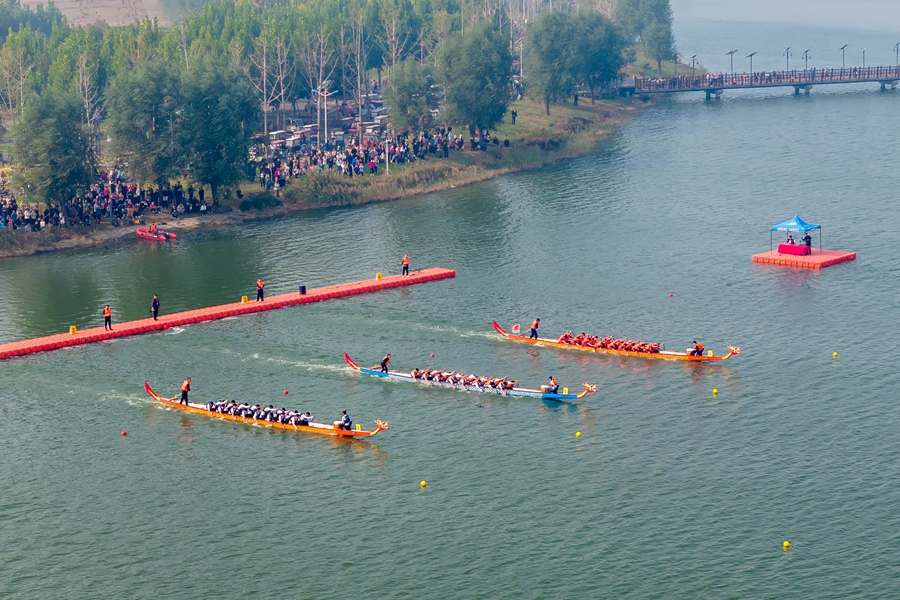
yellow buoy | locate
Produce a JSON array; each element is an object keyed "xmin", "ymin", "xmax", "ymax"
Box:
[
  {"xmin": 833, "ymin": 351, "xmax": 838, "ymax": 359},
  {"xmin": 576, "ymin": 431, "xmax": 582, "ymax": 438},
  {"xmin": 376, "ymin": 272, "xmax": 383, "ymax": 280},
  {"xmin": 69, "ymin": 325, "xmax": 77, "ymax": 335},
  {"xmin": 420, "ymin": 480, "xmax": 427, "ymax": 488},
  {"xmin": 783, "ymin": 540, "xmax": 790, "ymax": 550},
  {"xmin": 241, "ymin": 295, "xmax": 248, "ymax": 304},
  {"xmin": 712, "ymin": 388, "xmax": 718, "ymax": 396}
]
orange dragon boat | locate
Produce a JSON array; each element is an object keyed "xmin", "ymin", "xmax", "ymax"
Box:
[
  {"xmin": 492, "ymin": 321, "xmax": 741, "ymax": 363},
  {"xmin": 144, "ymin": 382, "xmax": 389, "ymax": 438}
]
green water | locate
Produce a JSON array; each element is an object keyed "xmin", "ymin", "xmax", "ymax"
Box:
[{"xmin": 3, "ymin": 21, "xmax": 900, "ymax": 599}]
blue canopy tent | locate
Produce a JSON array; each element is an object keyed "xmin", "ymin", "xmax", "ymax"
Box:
[{"xmin": 770, "ymin": 215, "xmax": 821, "ymax": 251}]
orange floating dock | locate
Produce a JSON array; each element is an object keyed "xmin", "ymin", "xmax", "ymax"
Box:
[
  {"xmin": 751, "ymin": 249, "xmax": 856, "ymax": 269},
  {"xmin": 0, "ymin": 268, "xmax": 455, "ymax": 361}
]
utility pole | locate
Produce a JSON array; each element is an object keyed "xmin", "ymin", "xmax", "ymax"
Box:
[
  {"xmin": 861, "ymin": 48, "xmax": 867, "ymax": 68},
  {"xmin": 840, "ymin": 44, "xmax": 848, "ymax": 69},
  {"xmin": 691, "ymin": 55, "xmax": 697, "ymax": 78},
  {"xmin": 726, "ymin": 49, "xmax": 738, "ymax": 78},
  {"xmin": 783, "ymin": 47, "xmax": 792, "ymax": 71},
  {"xmin": 802, "ymin": 50, "xmax": 811, "ymax": 70},
  {"xmin": 746, "ymin": 52, "xmax": 756, "ymax": 75}
]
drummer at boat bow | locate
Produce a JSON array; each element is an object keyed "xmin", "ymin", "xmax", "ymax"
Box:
[
  {"xmin": 530, "ymin": 318, "xmax": 540, "ymax": 339},
  {"xmin": 543, "ymin": 377, "xmax": 559, "ymax": 394},
  {"xmin": 340, "ymin": 410, "xmax": 352, "ymax": 430},
  {"xmin": 690, "ymin": 341, "xmax": 704, "ymax": 356},
  {"xmin": 380, "ymin": 354, "xmax": 391, "ymax": 373}
]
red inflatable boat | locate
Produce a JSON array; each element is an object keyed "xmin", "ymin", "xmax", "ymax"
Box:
[{"xmin": 135, "ymin": 228, "xmax": 177, "ymax": 241}]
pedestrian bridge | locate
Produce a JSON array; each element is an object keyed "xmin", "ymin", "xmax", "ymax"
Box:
[{"xmin": 621, "ymin": 66, "xmax": 900, "ymax": 99}]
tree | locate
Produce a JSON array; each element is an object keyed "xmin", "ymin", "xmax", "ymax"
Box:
[
  {"xmin": 384, "ymin": 56, "xmax": 436, "ymax": 132},
  {"xmin": 523, "ymin": 10, "xmax": 575, "ymax": 115},
  {"xmin": 572, "ymin": 10, "xmax": 627, "ymax": 103},
  {"xmin": 13, "ymin": 88, "xmax": 94, "ymax": 208},
  {"xmin": 435, "ymin": 21, "xmax": 511, "ymax": 136},
  {"xmin": 643, "ymin": 19, "xmax": 675, "ymax": 76},
  {"xmin": 179, "ymin": 58, "xmax": 258, "ymax": 203},
  {"xmin": 106, "ymin": 59, "xmax": 184, "ymax": 187}
]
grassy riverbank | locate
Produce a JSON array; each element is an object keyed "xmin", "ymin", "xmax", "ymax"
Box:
[{"xmin": 0, "ymin": 97, "xmax": 637, "ymax": 258}]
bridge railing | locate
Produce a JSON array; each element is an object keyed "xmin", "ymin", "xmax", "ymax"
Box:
[{"xmin": 632, "ymin": 66, "xmax": 900, "ymax": 92}]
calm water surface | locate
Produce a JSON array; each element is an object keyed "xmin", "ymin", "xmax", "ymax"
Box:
[{"xmin": 2, "ymin": 23, "xmax": 900, "ymax": 599}]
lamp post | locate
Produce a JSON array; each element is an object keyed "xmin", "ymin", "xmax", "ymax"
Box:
[
  {"xmin": 726, "ymin": 49, "xmax": 738, "ymax": 78},
  {"xmin": 802, "ymin": 49, "xmax": 811, "ymax": 70},
  {"xmin": 312, "ymin": 82, "xmax": 339, "ymax": 150},
  {"xmin": 690, "ymin": 54, "xmax": 697, "ymax": 78},
  {"xmin": 783, "ymin": 47, "xmax": 792, "ymax": 71},
  {"xmin": 747, "ymin": 52, "xmax": 757, "ymax": 75},
  {"xmin": 840, "ymin": 44, "xmax": 848, "ymax": 69},
  {"xmin": 861, "ymin": 47, "xmax": 867, "ymax": 68},
  {"xmin": 894, "ymin": 42, "xmax": 899, "ymax": 66}
]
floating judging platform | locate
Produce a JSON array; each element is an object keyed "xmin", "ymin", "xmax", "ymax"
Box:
[
  {"xmin": 752, "ymin": 249, "xmax": 856, "ymax": 269},
  {"xmin": 0, "ymin": 268, "xmax": 455, "ymax": 361}
]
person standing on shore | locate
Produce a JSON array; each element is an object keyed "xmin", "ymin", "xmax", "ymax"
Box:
[
  {"xmin": 151, "ymin": 294, "xmax": 160, "ymax": 321},
  {"xmin": 103, "ymin": 305, "xmax": 112, "ymax": 331},
  {"xmin": 180, "ymin": 378, "xmax": 191, "ymax": 405},
  {"xmin": 401, "ymin": 254, "xmax": 410, "ymax": 276},
  {"xmin": 256, "ymin": 279, "xmax": 265, "ymax": 302}
]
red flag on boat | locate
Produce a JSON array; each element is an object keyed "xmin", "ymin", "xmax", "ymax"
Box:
[{"xmin": 512, "ymin": 324, "xmax": 520, "ymax": 334}]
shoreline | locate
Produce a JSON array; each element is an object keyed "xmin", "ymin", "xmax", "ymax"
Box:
[{"xmin": 0, "ymin": 98, "xmax": 639, "ymax": 259}]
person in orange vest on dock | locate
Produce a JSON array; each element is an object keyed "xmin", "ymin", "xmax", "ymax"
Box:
[
  {"xmin": 401, "ymin": 254, "xmax": 410, "ymax": 276},
  {"xmin": 691, "ymin": 341, "xmax": 704, "ymax": 356},
  {"xmin": 103, "ymin": 305, "xmax": 112, "ymax": 331},
  {"xmin": 530, "ymin": 318, "xmax": 540, "ymax": 339},
  {"xmin": 256, "ymin": 279, "xmax": 265, "ymax": 302},
  {"xmin": 180, "ymin": 378, "xmax": 191, "ymax": 405}
]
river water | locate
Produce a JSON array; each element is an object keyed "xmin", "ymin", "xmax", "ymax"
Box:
[{"xmin": 2, "ymin": 21, "xmax": 900, "ymax": 599}]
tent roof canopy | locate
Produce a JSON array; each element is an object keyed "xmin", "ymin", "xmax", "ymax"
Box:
[{"xmin": 771, "ymin": 215, "xmax": 821, "ymax": 232}]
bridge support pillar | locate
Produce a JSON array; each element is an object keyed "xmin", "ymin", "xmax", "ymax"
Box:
[
  {"xmin": 880, "ymin": 80, "xmax": 898, "ymax": 91},
  {"xmin": 794, "ymin": 85, "xmax": 813, "ymax": 96},
  {"xmin": 705, "ymin": 89, "xmax": 723, "ymax": 100}
]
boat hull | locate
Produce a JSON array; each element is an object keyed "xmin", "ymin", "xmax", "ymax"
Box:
[
  {"xmin": 143, "ymin": 382, "xmax": 387, "ymax": 437},
  {"xmin": 344, "ymin": 353, "xmax": 594, "ymax": 401},
  {"xmin": 493, "ymin": 321, "xmax": 739, "ymax": 362},
  {"xmin": 136, "ymin": 228, "xmax": 177, "ymax": 242}
]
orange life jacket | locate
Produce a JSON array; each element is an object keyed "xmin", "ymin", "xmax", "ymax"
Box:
[
  {"xmin": 181, "ymin": 380, "xmax": 190, "ymax": 392},
  {"xmin": 103, "ymin": 307, "xmax": 111, "ymax": 317},
  {"xmin": 257, "ymin": 279, "xmax": 264, "ymax": 290},
  {"xmin": 531, "ymin": 319, "xmax": 539, "ymax": 330},
  {"xmin": 402, "ymin": 255, "xmax": 409, "ymax": 265},
  {"xmin": 695, "ymin": 343, "xmax": 704, "ymax": 353}
]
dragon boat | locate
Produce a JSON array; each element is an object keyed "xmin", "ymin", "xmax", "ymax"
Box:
[
  {"xmin": 492, "ymin": 321, "xmax": 741, "ymax": 363},
  {"xmin": 344, "ymin": 353, "xmax": 596, "ymax": 401},
  {"xmin": 143, "ymin": 382, "xmax": 389, "ymax": 438}
]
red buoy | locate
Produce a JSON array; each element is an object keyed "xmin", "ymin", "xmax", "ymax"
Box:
[
  {"xmin": 121, "ymin": 431, "xmax": 127, "ymax": 436},
  {"xmin": 283, "ymin": 390, "xmax": 289, "ymax": 395},
  {"xmin": 669, "ymin": 293, "xmax": 674, "ymax": 297},
  {"xmin": 430, "ymin": 353, "xmax": 435, "ymax": 358}
]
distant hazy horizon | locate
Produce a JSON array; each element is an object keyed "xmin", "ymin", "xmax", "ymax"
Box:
[{"xmin": 673, "ymin": 0, "xmax": 900, "ymax": 32}]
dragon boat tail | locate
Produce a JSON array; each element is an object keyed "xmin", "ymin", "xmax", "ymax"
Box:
[
  {"xmin": 144, "ymin": 382, "xmax": 389, "ymax": 437},
  {"xmin": 492, "ymin": 321, "xmax": 741, "ymax": 362},
  {"xmin": 344, "ymin": 353, "xmax": 596, "ymax": 401}
]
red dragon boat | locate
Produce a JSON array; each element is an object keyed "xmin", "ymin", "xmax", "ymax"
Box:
[
  {"xmin": 492, "ymin": 321, "xmax": 741, "ymax": 363},
  {"xmin": 144, "ymin": 382, "xmax": 389, "ymax": 438}
]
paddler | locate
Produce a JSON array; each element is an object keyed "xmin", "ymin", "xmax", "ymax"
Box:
[
  {"xmin": 401, "ymin": 253, "xmax": 410, "ymax": 276},
  {"xmin": 380, "ymin": 354, "xmax": 391, "ymax": 373},
  {"xmin": 691, "ymin": 341, "xmax": 704, "ymax": 356},
  {"xmin": 103, "ymin": 304, "xmax": 112, "ymax": 331},
  {"xmin": 530, "ymin": 318, "xmax": 540, "ymax": 339},
  {"xmin": 180, "ymin": 377, "xmax": 191, "ymax": 405},
  {"xmin": 256, "ymin": 279, "xmax": 265, "ymax": 302}
]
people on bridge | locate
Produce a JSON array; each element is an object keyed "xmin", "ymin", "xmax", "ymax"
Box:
[
  {"xmin": 691, "ymin": 341, "xmax": 704, "ymax": 357},
  {"xmin": 256, "ymin": 279, "xmax": 265, "ymax": 302},
  {"xmin": 180, "ymin": 377, "xmax": 191, "ymax": 405},
  {"xmin": 530, "ymin": 318, "xmax": 540, "ymax": 339},
  {"xmin": 103, "ymin": 305, "xmax": 112, "ymax": 331},
  {"xmin": 402, "ymin": 254, "xmax": 410, "ymax": 276},
  {"xmin": 151, "ymin": 294, "xmax": 160, "ymax": 321}
]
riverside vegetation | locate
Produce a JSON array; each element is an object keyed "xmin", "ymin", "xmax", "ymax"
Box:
[{"xmin": 0, "ymin": 0, "xmax": 676, "ymax": 257}]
